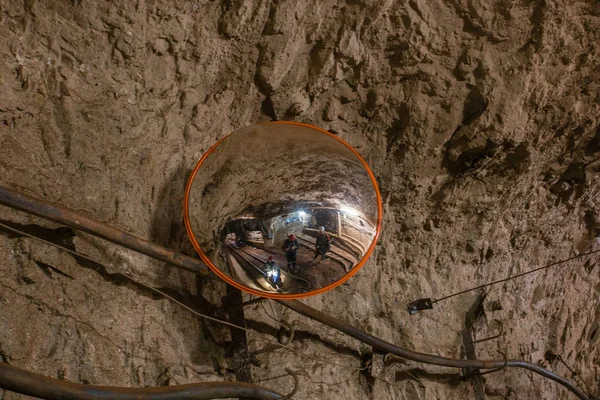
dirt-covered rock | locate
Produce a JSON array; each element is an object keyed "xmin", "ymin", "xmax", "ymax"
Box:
[{"xmin": 1, "ymin": 0, "xmax": 600, "ymax": 399}]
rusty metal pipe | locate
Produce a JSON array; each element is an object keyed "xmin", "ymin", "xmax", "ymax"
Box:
[
  {"xmin": 0, "ymin": 186, "xmax": 211, "ymax": 277},
  {"xmin": 0, "ymin": 185, "xmax": 590, "ymax": 399},
  {"xmin": 0, "ymin": 362, "xmax": 282, "ymax": 400}
]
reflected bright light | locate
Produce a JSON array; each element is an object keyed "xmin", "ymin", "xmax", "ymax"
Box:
[
  {"xmin": 340, "ymin": 206, "xmax": 360, "ymax": 216},
  {"xmin": 298, "ymin": 211, "xmax": 306, "ymax": 218}
]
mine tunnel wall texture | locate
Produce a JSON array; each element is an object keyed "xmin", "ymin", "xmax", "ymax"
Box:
[{"xmin": 1, "ymin": 0, "xmax": 600, "ymax": 399}]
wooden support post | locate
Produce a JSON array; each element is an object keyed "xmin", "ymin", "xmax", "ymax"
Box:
[{"xmin": 221, "ymin": 285, "xmax": 252, "ymax": 383}]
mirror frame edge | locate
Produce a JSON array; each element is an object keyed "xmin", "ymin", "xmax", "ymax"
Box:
[{"xmin": 182, "ymin": 120, "xmax": 383, "ymax": 299}]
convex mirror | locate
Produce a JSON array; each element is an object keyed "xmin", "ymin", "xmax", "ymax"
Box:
[{"xmin": 184, "ymin": 122, "xmax": 382, "ymax": 299}]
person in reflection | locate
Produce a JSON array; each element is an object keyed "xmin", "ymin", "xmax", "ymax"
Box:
[
  {"xmin": 283, "ymin": 233, "xmax": 300, "ymax": 273},
  {"xmin": 225, "ymin": 232, "xmax": 237, "ymax": 246},
  {"xmin": 266, "ymin": 255, "xmax": 282, "ymax": 291},
  {"xmin": 313, "ymin": 226, "xmax": 331, "ymax": 264}
]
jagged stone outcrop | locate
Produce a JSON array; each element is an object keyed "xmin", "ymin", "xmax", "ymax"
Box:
[{"xmin": 1, "ymin": 0, "xmax": 599, "ymax": 398}]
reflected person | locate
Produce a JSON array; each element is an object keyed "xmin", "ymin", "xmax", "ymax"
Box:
[
  {"xmin": 283, "ymin": 233, "xmax": 299, "ymax": 273},
  {"xmin": 266, "ymin": 256, "xmax": 282, "ymax": 291},
  {"xmin": 313, "ymin": 226, "xmax": 331, "ymax": 264}
]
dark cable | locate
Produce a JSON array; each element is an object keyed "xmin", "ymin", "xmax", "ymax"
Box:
[
  {"xmin": 280, "ymin": 299, "xmax": 592, "ymax": 400},
  {"xmin": 0, "ymin": 221, "xmax": 362, "ymax": 369},
  {"xmin": 0, "ymin": 185, "xmax": 591, "ymax": 400},
  {"xmin": 557, "ymin": 355, "xmax": 596, "ymax": 398},
  {"xmin": 432, "ymin": 249, "xmax": 600, "ymax": 304}
]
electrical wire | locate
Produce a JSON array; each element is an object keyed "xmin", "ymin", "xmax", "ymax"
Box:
[
  {"xmin": 0, "ymin": 196, "xmax": 591, "ymax": 400},
  {"xmin": 557, "ymin": 355, "xmax": 596, "ymax": 399},
  {"xmin": 0, "ymin": 221, "xmax": 364, "ymax": 372},
  {"xmin": 432, "ymin": 248, "xmax": 600, "ymax": 304}
]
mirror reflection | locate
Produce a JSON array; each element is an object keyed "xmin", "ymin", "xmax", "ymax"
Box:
[{"xmin": 185, "ymin": 122, "xmax": 380, "ymax": 296}]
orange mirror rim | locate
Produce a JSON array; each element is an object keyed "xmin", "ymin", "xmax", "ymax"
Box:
[{"xmin": 183, "ymin": 121, "xmax": 383, "ymax": 299}]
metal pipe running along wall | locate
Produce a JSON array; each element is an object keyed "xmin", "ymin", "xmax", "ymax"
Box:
[
  {"xmin": 0, "ymin": 185, "xmax": 591, "ymax": 400},
  {"xmin": 0, "ymin": 362, "xmax": 283, "ymax": 400},
  {"xmin": 0, "ymin": 185, "xmax": 213, "ymax": 277}
]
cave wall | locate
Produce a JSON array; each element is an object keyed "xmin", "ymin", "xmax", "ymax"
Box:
[{"xmin": 1, "ymin": 0, "xmax": 600, "ymax": 399}]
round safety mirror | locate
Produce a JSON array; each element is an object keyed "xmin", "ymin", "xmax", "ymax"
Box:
[{"xmin": 184, "ymin": 121, "xmax": 382, "ymax": 299}]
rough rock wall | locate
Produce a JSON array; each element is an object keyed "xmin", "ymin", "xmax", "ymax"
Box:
[{"xmin": 1, "ymin": 0, "xmax": 600, "ymax": 399}]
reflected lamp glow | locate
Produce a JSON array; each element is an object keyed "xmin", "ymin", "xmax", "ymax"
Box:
[
  {"xmin": 267, "ymin": 268, "xmax": 278, "ymax": 278},
  {"xmin": 340, "ymin": 205, "xmax": 360, "ymax": 217}
]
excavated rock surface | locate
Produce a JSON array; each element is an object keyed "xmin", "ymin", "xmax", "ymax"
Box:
[{"xmin": 1, "ymin": 1, "xmax": 600, "ymax": 399}]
